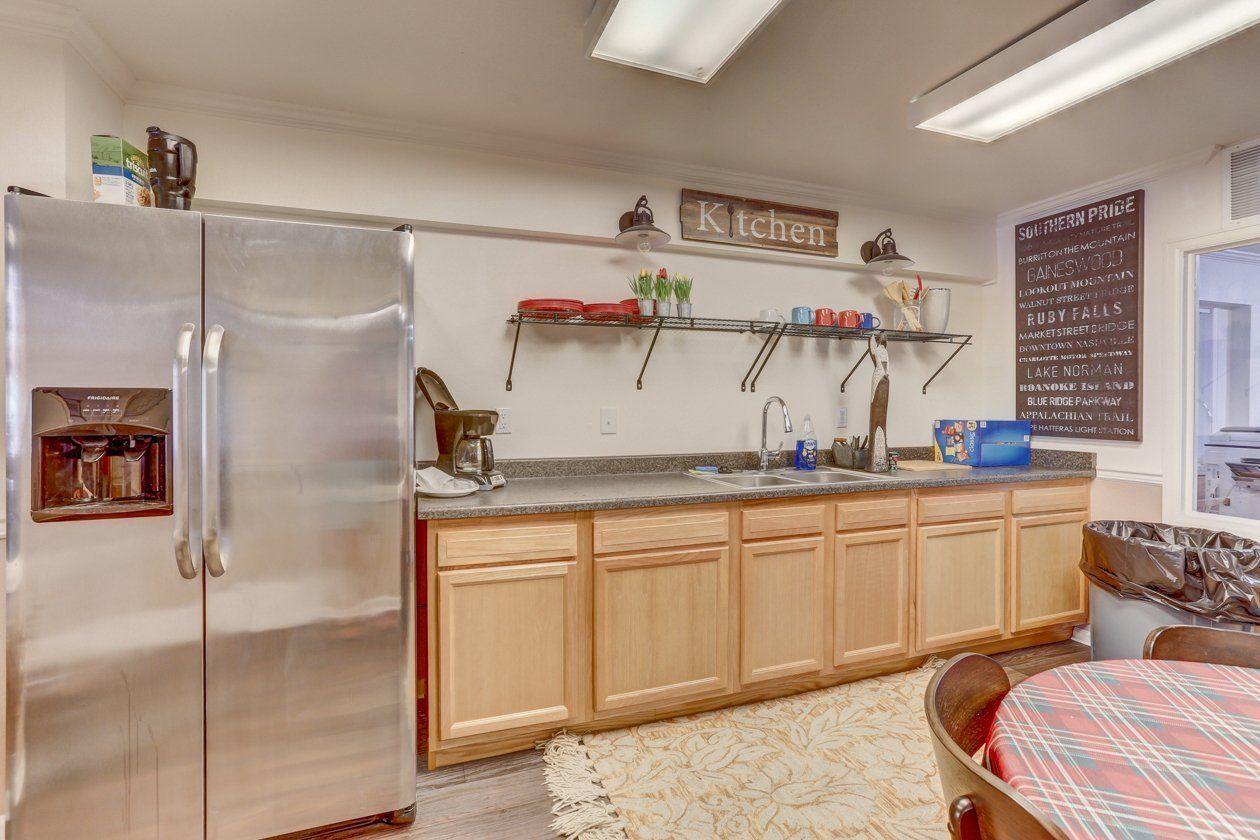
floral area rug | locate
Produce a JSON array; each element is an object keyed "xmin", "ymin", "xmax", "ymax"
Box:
[{"xmin": 539, "ymin": 665, "xmax": 947, "ymax": 839}]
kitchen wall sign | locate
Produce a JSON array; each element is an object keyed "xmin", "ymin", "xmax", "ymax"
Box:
[
  {"xmin": 679, "ymin": 189, "xmax": 838, "ymax": 257},
  {"xmin": 1015, "ymin": 190, "xmax": 1143, "ymax": 441}
]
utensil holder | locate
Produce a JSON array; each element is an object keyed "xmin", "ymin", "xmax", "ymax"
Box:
[
  {"xmin": 831, "ymin": 442, "xmax": 869, "ymax": 469},
  {"xmin": 895, "ymin": 303, "xmax": 922, "ymax": 332}
]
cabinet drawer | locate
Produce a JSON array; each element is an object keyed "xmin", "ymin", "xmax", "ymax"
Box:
[
  {"xmin": 594, "ymin": 507, "xmax": 729, "ymax": 554},
  {"xmin": 917, "ymin": 490, "xmax": 1007, "ymax": 525},
  {"xmin": 437, "ymin": 520, "xmax": 578, "ymax": 568},
  {"xmin": 835, "ymin": 494, "xmax": 910, "ymax": 531},
  {"xmin": 742, "ymin": 502, "xmax": 825, "ymax": 540},
  {"xmin": 1012, "ymin": 482, "xmax": 1090, "ymax": 515}
]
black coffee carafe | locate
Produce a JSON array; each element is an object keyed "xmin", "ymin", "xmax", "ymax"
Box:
[{"xmin": 146, "ymin": 126, "xmax": 198, "ymax": 210}]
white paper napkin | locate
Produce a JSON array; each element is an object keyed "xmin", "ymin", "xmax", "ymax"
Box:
[{"xmin": 415, "ymin": 466, "xmax": 479, "ymax": 494}]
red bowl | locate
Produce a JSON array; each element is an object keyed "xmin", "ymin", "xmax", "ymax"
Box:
[{"xmin": 583, "ymin": 302, "xmax": 636, "ymax": 322}]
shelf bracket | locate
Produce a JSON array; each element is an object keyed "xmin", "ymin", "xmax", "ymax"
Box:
[
  {"xmin": 636, "ymin": 321, "xmax": 664, "ymax": 390},
  {"xmin": 840, "ymin": 349, "xmax": 873, "ymax": 393},
  {"xmin": 921, "ymin": 337, "xmax": 971, "ymax": 394},
  {"xmin": 504, "ymin": 319, "xmax": 522, "ymax": 391},
  {"xmin": 741, "ymin": 326, "xmax": 780, "ymax": 392},
  {"xmin": 748, "ymin": 323, "xmax": 787, "ymax": 393}
]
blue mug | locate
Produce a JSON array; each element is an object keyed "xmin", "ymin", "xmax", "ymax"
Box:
[
  {"xmin": 860, "ymin": 312, "xmax": 881, "ymax": 329},
  {"xmin": 791, "ymin": 306, "xmax": 813, "ymax": 324}
]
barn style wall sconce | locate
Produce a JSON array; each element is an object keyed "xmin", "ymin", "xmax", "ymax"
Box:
[
  {"xmin": 615, "ymin": 195, "xmax": 671, "ymax": 253},
  {"xmin": 860, "ymin": 228, "xmax": 914, "ymax": 274}
]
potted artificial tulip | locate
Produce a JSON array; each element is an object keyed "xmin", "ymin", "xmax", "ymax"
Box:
[
  {"xmin": 628, "ymin": 269, "xmax": 655, "ymax": 317},
  {"xmin": 654, "ymin": 268, "xmax": 673, "ymax": 317},
  {"xmin": 674, "ymin": 273, "xmax": 693, "ymax": 319}
]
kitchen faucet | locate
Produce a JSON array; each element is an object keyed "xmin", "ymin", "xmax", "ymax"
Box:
[{"xmin": 759, "ymin": 396, "xmax": 794, "ymax": 471}]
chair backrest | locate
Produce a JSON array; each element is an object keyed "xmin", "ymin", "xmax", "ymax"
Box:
[
  {"xmin": 924, "ymin": 654, "xmax": 1069, "ymax": 840},
  {"xmin": 1143, "ymin": 624, "xmax": 1260, "ymax": 668}
]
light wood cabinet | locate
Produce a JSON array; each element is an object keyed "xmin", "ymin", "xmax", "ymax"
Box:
[
  {"xmin": 742, "ymin": 502, "xmax": 825, "ymax": 540},
  {"xmin": 833, "ymin": 529, "xmax": 910, "ymax": 666},
  {"xmin": 593, "ymin": 506, "xmax": 729, "ymax": 554},
  {"xmin": 593, "ymin": 547, "xmax": 730, "ymax": 712},
  {"xmin": 437, "ymin": 561, "xmax": 581, "ymax": 740},
  {"xmin": 916, "ymin": 519, "xmax": 1006, "ymax": 652},
  {"xmin": 1010, "ymin": 511, "xmax": 1090, "ymax": 633},
  {"xmin": 917, "ymin": 489, "xmax": 1007, "ymax": 525},
  {"xmin": 740, "ymin": 537, "xmax": 825, "ymax": 685},
  {"xmin": 835, "ymin": 493, "xmax": 910, "ymax": 531}
]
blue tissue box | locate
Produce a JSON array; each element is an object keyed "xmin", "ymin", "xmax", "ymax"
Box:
[{"xmin": 933, "ymin": 420, "xmax": 1031, "ymax": 467}]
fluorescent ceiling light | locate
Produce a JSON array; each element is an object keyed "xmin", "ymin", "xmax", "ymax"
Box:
[
  {"xmin": 588, "ymin": 0, "xmax": 787, "ymax": 84},
  {"xmin": 910, "ymin": 0, "xmax": 1260, "ymax": 142}
]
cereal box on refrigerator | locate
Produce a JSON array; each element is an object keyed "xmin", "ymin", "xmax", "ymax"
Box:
[{"xmin": 91, "ymin": 135, "xmax": 152, "ymax": 207}]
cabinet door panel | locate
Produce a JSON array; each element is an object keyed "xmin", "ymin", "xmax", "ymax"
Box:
[
  {"xmin": 1011, "ymin": 512, "xmax": 1089, "ymax": 632},
  {"xmin": 916, "ymin": 520, "xmax": 1006, "ymax": 652},
  {"xmin": 438, "ymin": 562, "xmax": 579, "ymax": 740},
  {"xmin": 834, "ymin": 529, "xmax": 910, "ymax": 666},
  {"xmin": 594, "ymin": 548, "xmax": 730, "ymax": 711},
  {"xmin": 740, "ymin": 538, "xmax": 825, "ymax": 685}
]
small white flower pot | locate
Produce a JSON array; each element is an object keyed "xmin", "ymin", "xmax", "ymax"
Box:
[
  {"xmin": 657, "ymin": 300, "xmax": 672, "ymax": 317},
  {"xmin": 637, "ymin": 298, "xmax": 655, "ymax": 317},
  {"xmin": 676, "ymin": 302, "xmax": 692, "ymax": 319}
]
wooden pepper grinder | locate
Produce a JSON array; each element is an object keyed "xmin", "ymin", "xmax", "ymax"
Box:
[
  {"xmin": 866, "ymin": 334, "xmax": 890, "ymax": 473},
  {"xmin": 146, "ymin": 126, "xmax": 197, "ymax": 210}
]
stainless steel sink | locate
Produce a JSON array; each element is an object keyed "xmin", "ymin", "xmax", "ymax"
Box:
[
  {"xmin": 776, "ymin": 469, "xmax": 882, "ymax": 483},
  {"xmin": 698, "ymin": 473, "xmax": 804, "ymax": 488},
  {"xmin": 690, "ymin": 468, "xmax": 885, "ymax": 489}
]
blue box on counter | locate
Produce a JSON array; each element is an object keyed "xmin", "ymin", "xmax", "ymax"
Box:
[{"xmin": 933, "ymin": 420, "xmax": 1031, "ymax": 467}]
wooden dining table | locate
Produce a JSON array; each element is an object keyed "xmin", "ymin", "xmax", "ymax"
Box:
[{"xmin": 984, "ymin": 658, "xmax": 1260, "ymax": 840}]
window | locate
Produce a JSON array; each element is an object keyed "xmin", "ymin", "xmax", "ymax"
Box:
[{"xmin": 1193, "ymin": 246, "xmax": 1260, "ymax": 519}]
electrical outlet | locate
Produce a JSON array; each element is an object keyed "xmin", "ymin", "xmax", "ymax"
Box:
[
  {"xmin": 835, "ymin": 406, "xmax": 848, "ymax": 428},
  {"xmin": 600, "ymin": 407, "xmax": 617, "ymax": 435},
  {"xmin": 496, "ymin": 408, "xmax": 512, "ymax": 434}
]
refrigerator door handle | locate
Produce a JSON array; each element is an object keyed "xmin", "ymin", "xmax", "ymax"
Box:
[
  {"xmin": 172, "ymin": 322, "xmax": 198, "ymax": 579},
  {"xmin": 203, "ymin": 323, "xmax": 228, "ymax": 577}
]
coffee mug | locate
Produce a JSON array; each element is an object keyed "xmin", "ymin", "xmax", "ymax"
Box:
[
  {"xmin": 837, "ymin": 309, "xmax": 860, "ymax": 328},
  {"xmin": 759, "ymin": 308, "xmax": 784, "ymax": 323},
  {"xmin": 791, "ymin": 306, "xmax": 813, "ymax": 324},
  {"xmin": 814, "ymin": 308, "xmax": 837, "ymax": 326},
  {"xmin": 859, "ymin": 312, "xmax": 881, "ymax": 329}
]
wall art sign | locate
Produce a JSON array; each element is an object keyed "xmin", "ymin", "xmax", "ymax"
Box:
[
  {"xmin": 679, "ymin": 189, "xmax": 838, "ymax": 257},
  {"xmin": 1015, "ymin": 190, "xmax": 1143, "ymax": 441}
]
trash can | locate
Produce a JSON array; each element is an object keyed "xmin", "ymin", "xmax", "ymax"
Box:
[{"xmin": 1081, "ymin": 521, "xmax": 1260, "ymax": 660}]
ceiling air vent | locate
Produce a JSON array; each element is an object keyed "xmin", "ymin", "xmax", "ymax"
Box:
[{"xmin": 1227, "ymin": 139, "xmax": 1260, "ymax": 224}]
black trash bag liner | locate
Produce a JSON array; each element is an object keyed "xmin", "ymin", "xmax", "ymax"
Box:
[{"xmin": 1081, "ymin": 520, "xmax": 1260, "ymax": 624}]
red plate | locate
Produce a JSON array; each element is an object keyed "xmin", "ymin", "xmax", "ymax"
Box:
[
  {"xmin": 518, "ymin": 298, "xmax": 583, "ymax": 312},
  {"xmin": 582, "ymin": 302, "xmax": 636, "ymax": 322},
  {"xmin": 619, "ymin": 298, "xmax": 655, "ymax": 324}
]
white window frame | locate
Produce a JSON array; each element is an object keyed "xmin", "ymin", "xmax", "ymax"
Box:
[{"xmin": 1167, "ymin": 222, "xmax": 1260, "ymax": 540}]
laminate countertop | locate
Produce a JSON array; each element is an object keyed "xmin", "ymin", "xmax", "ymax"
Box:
[{"xmin": 415, "ymin": 462, "xmax": 1095, "ymax": 520}]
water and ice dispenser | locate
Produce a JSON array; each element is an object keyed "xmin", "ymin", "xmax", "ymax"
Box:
[{"xmin": 31, "ymin": 388, "xmax": 172, "ymax": 522}]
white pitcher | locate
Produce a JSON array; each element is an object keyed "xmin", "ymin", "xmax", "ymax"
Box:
[{"xmin": 921, "ymin": 287, "xmax": 951, "ymax": 334}]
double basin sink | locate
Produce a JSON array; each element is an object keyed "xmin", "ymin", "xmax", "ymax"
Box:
[{"xmin": 690, "ymin": 467, "xmax": 886, "ymax": 489}]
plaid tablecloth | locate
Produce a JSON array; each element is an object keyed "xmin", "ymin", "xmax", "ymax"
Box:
[{"xmin": 985, "ymin": 659, "xmax": 1260, "ymax": 840}]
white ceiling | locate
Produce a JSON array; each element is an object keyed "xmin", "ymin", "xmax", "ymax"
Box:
[{"xmin": 63, "ymin": 0, "xmax": 1260, "ymax": 215}]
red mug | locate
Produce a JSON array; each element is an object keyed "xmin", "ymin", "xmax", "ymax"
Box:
[
  {"xmin": 837, "ymin": 309, "xmax": 860, "ymax": 328},
  {"xmin": 814, "ymin": 308, "xmax": 837, "ymax": 326}
]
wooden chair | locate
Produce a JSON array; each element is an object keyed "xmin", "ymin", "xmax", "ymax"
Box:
[
  {"xmin": 924, "ymin": 654, "xmax": 1069, "ymax": 840},
  {"xmin": 1143, "ymin": 624, "xmax": 1260, "ymax": 668}
]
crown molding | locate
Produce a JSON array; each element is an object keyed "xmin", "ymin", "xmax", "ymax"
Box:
[
  {"xmin": 0, "ymin": 0, "xmax": 133, "ymax": 97},
  {"xmin": 996, "ymin": 143, "xmax": 1222, "ymax": 227}
]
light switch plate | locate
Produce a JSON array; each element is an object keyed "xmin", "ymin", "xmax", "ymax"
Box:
[
  {"xmin": 496, "ymin": 408, "xmax": 512, "ymax": 434},
  {"xmin": 835, "ymin": 406, "xmax": 848, "ymax": 428},
  {"xmin": 600, "ymin": 407, "xmax": 617, "ymax": 435}
]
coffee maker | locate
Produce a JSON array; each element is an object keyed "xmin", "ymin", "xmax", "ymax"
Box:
[{"xmin": 416, "ymin": 368, "xmax": 505, "ymax": 489}]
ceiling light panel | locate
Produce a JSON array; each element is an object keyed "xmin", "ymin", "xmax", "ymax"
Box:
[
  {"xmin": 589, "ymin": 0, "xmax": 785, "ymax": 84},
  {"xmin": 911, "ymin": 0, "xmax": 1260, "ymax": 142}
]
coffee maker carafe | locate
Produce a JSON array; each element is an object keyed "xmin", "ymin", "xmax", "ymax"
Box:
[{"xmin": 417, "ymin": 368, "xmax": 505, "ymax": 489}]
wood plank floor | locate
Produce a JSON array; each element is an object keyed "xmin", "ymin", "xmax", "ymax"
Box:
[{"xmin": 352, "ymin": 640, "xmax": 1090, "ymax": 840}]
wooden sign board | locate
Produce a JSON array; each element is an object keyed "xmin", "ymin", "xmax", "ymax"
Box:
[
  {"xmin": 680, "ymin": 189, "xmax": 838, "ymax": 257},
  {"xmin": 1015, "ymin": 190, "xmax": 1143, "ymax": 442}
]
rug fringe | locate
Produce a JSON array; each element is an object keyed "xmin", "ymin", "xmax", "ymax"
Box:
[
  {"xmin": 918, "ymin": 655, "xmax": 947, "ymax": 671},
  {"xmin": 537, "ymin": 731, "xmax": 628, "ymax": 840}
]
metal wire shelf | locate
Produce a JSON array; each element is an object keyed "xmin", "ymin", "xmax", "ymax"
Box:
[{"xmin": 504, "ymin": 310, "xmax": 972, "ymax": 392}]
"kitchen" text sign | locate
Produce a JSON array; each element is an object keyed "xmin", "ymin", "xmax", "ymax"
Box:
[{"xmin": 679, "ymin": 189, "xmax": 838, "ymax": 257}]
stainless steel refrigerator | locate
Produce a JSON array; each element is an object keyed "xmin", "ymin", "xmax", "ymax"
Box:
[{"xmin": 4, "ymin": 192, "xmax": 416, "ymax": 839}]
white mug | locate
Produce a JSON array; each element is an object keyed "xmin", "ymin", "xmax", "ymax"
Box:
[{"xmin": 759, "ymin": 308, "xmax": 784, "ymax": 323}]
